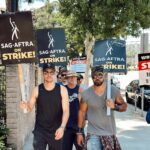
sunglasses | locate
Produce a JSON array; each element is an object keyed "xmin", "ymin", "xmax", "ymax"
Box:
[{"xmin": 61, "ymin": 74, "xmax": 66, "ymax": 77}]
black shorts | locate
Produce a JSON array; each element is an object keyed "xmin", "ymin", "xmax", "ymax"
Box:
[{"xmin": 33, "ymin": 129, "xmax": 62, "ymax": 150}]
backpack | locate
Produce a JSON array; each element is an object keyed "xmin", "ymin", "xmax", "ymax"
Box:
[{"xmin": 146, "ymin": 108, "xmax": 150, "ymax": 124}]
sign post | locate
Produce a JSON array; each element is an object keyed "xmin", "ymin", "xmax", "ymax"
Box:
[
  {"xmin": 18, "ymin": 64, "xmax": 27, "ymax": 113},
  {"xmin": 134, "ymin": 91, "xmax": 137, "ymax": 111},
  {"xmin": 107, "ymin": 73, "xmax": 111, "ymax": 115},
  {"xmin": 141, "ymin": 87, "xmax": 144, "ymax": 117}
]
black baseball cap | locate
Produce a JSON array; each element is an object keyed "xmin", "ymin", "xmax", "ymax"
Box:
[
  {"xmin": 60, "ymin": 67, "xmax": 67, "ymax": 73},
  {"xmin": 77, "ymin": 74, "xmax": 83, "ymax": 80},
  {"xmin": 42, "ymin": 63, "xmax": 55, "ymax": 71},
  {"xmin": 91, "ymin": 65, "xmax": 104, "ymax": 74}
]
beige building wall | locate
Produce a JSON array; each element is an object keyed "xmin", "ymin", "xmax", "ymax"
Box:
[{"xmin": 6, "ymin": 64, "xmax": 36, "ymax": 150}]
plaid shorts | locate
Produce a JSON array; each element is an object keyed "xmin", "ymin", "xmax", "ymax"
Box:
[{"xmin": 83, "ymin": 133, "xmax": 122, "ymax": 150}]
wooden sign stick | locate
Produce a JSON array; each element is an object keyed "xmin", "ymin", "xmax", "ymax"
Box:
[{"xmin": 18, "ymin": 64, "xmax": 27, "ymax": 113}]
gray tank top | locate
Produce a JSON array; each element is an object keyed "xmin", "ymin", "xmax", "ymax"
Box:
[{"xmin": 81, "ymin": 84, "xmax": 120, "ymax": 136}]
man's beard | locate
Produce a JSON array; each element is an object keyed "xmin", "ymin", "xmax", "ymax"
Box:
[{"xmin": 93, "ymin": 79, "xmax": 104, "ymax": 86}]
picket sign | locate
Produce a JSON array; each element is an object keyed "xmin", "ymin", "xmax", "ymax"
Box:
[
  {"xmin": 18, "ymin": 64, "xmax": 27, "ymax": 113},
  {"xmin": 93, "ymin": 39, "xmax": 126, "ymax": 116}
]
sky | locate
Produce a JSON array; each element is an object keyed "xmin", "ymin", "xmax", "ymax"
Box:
[
  {"xmin": 0, "ymin": 0, "xmax": 6, "ymax": 8},
  {"xmin": 0, "ymin": 0, "xmax": 55, "ymax": 10},
  {"xmin": 126, "ymin": 29, "xmax": 150, "ymax": 44},
  {"xmin": 19, "ymin": 1, "xmax": 45, "ymax": 10}
]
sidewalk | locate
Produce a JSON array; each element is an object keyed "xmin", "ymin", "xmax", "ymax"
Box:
[
  {"xmin": 116, "ymin": 104, "xmax": 150, "ymax": 150},
  {"xmin": 23, "ymin": 104, "xmax": 150, "ymax": 150},
  {"xmin": 23, "ymin": 133, "xmax": 33, "ymax": 150}
]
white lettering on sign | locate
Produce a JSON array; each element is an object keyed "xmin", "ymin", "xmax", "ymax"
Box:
[
  {"xmin": 141, "ymin": 55, "xmax": 150, "ymax": 60},
  {"xmin": 95, "ymin": 57, "xmax": 125, "ymax": 62},
  {"xmin": 141, "ymin": 62, "xmax": 150, "ymax": 69},
  {"xmin": 40, "ymin": 57, "xmax": 67, "ymax": 63},
  {"xmin": 2, "ymin": 51, "xmax": 35, "ymax": 60},
  {"xmin": 39, "ymin": 50, "xmax": 49, "ymax": 55},
  {"xmin": 1, "ymin": 41, "xmax": 34, "ymax": 49},
  {"xmin": 103, "ymin": 64, "xmax": 125, "ymax": 69},
  {"xmin": 39, "ymin": 49, "xmax": 66, "ymax": 55}
]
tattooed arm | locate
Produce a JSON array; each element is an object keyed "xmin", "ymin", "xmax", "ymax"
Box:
[
  {"xmin": 114, "ymin": 93, "xmax": 127, "ymax": 112},
  {"xmin": 106, "ymin": 93, "xmax": 127, "ymax": 112}
]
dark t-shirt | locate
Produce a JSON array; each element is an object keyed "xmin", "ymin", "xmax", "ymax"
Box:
[{"xmin": 65, "ymin": 85, "xmax": 79, "ymax": 130}]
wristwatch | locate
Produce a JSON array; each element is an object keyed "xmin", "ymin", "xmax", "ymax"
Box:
[
  {"xmin": 113, "ymin": 104, "xmax": 119, "ymax": 111},
  {"xmin": 60, "ymin": 125, "xmax": 65, "ymax": 129},
  {"xmin": 76, "ymin": 128, "xmax": 84, "ymax": 135}
]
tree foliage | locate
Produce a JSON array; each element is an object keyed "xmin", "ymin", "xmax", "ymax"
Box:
[
  {"xmin": 33, "ymin": 1, "xmax": 150, "ymax": 63},
  {"xmin": 59, "ymin": 0, "xmax": 150, "ymax": 85},
  {"xmin": 59, "ymin": 0, "xmax": 150, "ymax": 39},
  {"xmin": 33, "ymin": 1, "xmax": 85, "ymax": 58},
  {"xmin": 33, "ymin": 1, "xmax": 56, "ymax": 29}
]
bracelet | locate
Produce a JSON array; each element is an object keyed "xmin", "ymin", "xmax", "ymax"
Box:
[
  {"xmin": 77, "ymin": 128, "xmax": 84, "ymax": 133},
  {"xmin": 113, "ymin": 104, "xmax": 119, "ymax": 111},
  {"xmin": 76, "ymin": 132, "xmax": 83, "ymax": 135}
]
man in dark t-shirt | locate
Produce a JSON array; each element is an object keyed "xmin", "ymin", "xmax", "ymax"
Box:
[
  {"xmin": 62, "ymin": 70, "xmax": 83, "ymax": 150},
  {"xmin": 20, "ymin": 63, "xmax": 69, "ymax": 150}
]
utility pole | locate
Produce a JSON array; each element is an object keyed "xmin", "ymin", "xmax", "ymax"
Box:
[
  {"xmin": 140, "ymin": 32, "xmax": 149, "ymax": 117},
  {"xmin": 140, "ymin": 33, "xmax": 149, "ymax": 53}
]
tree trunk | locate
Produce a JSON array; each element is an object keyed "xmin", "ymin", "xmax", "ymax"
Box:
[
  {"xmin": 6, "ymin": 0, "xmax": 19, "ymax": 12},
  {"xmin": 6, "ymin": 0, "xmax": 11, "ymax": 12},
  {"xmin": 84, "ymin": 33, "xmax": 95, "ymax": 86}
]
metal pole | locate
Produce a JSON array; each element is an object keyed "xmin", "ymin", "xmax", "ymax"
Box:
[
  {"xmin": 141, "ymin": 87, "xmax": 144, "ymax": 117},
  {"xmin": 6, "ymin": 0, "xmax": 19, "ymax": 12},
  {"xmin": 134, "ymin": 91, "xmax": 137, "ymax": 111},
  {"xmin": 107, "ymin": 73, "xmax": 111, "ymax": 116},
  {"xmin": 140, "ymin": 33, "xmax": 149, "ymax": 53}
]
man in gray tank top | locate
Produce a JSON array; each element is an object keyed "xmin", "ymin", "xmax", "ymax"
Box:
[{"xmin": 77, "ymin": 65, "xmax": 127, "ymax": 150}]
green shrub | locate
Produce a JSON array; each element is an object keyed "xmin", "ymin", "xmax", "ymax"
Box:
[
  {"xmin": 0, "ymin": 136, "xmax": 12, "ymax": 150},
  {"xmin": 0, "ymin": 123, "xmax": 12, "ymax": 150}
]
